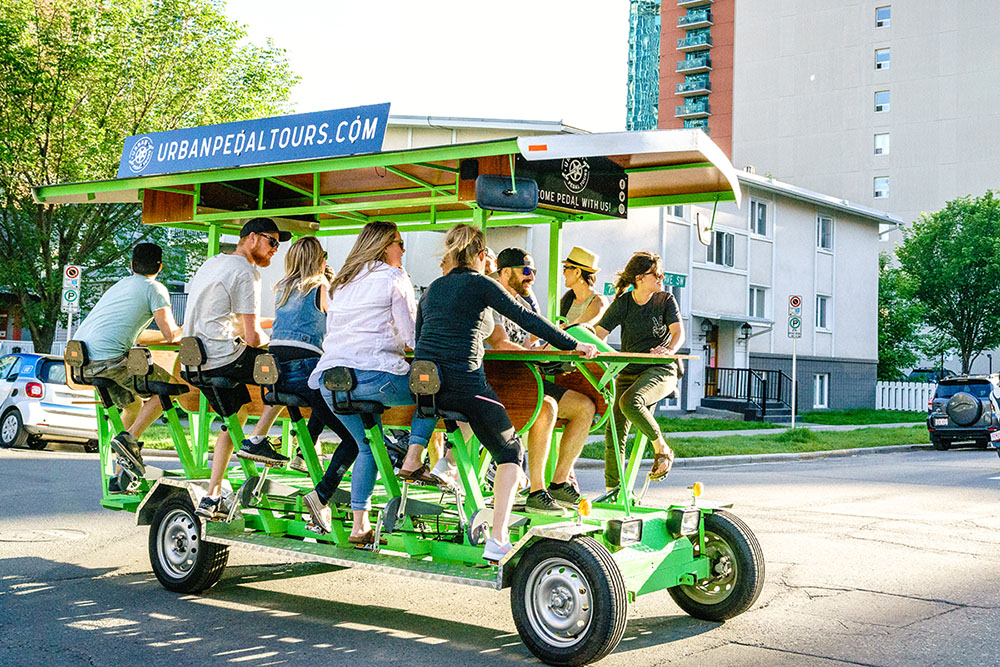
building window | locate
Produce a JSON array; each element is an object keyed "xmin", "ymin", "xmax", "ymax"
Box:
[
  {"xmin": 706, "ymin": 230, "xmax": 735, "ymax": 267},
  {"xmin": 749, "ymin": 199, "xmax": 768, "ymax": 236},
  {"xmin": 813, "ymin": 373, "xmax": 830, "ymax": 409},
  {"xmin": 875, "ymin": 48, "xmax": 890, "ymax": 70},
  {"xmin": 874, "ymin": 133, "xmax": 890, "ymax": 155},
  {"xmin": 667, "ymin": 205, "xmax": 686, "ymax": 219},
  {"xmin": 816, "ymin": 295, "xmax": 830, "ymax": 330},
  {"xmin": 749, "ymin": 286, "xmax": 767, "ymax": 318},
  {"xmin": 874, "ymin": 176, "xmax": 890, "ymax": 199},
  {"xmin": 876, "ymin": 6, "xmax": 891, "ymax": 28},
  {"xmin": 874, "ymin": 90, "xmax": 890, "ymax": 112},
  {"xmin": 816, "ymin": 215, "xmax": 833, "ymax": 250}
]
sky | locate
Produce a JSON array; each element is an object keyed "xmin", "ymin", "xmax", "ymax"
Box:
[{"xmin": 227, "ymin": 0, "xmax": 631, "ymax": 133}]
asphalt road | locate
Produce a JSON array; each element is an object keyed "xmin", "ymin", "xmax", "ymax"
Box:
[{"xmin": 2, "ymin": 445, "xmax": 999, "ymax": 666}]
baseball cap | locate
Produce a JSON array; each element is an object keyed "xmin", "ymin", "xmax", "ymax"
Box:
[
  {"xmin": 240, "ymin": 217, "xmax": 291, "ymax": 242},
  {"xmin": 496, "ymin": 247, "xmax": 535, "ymax": 270}
]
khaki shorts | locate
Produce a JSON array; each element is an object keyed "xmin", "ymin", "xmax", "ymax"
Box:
[{"xmin": 82, "ymin": 354, "xmax": 175, "ymax": 409}]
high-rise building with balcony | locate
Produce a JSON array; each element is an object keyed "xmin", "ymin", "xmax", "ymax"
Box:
[{"xmin": 626, "ymin": 0, "xmax": 662, "ymax": 130}]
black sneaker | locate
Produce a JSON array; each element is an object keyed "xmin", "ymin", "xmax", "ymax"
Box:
[
  {"xmin": 109, "ymin": 431, "xmax": 145, "ymax": 476},
  {"xmin": 548, "ymin": 482, "xmax": 585, "ymax": 509},
  {"xmin": 195, "ymin": 494, "xmax": 230, "ymax": 520},
  {"xmin": 525, "ymin": 490, "xmax": 569, "ymax": 516},
  {"xmin": 237, "ymin": 436, "xmax": 290, "ymax": 465},
  {"xmin": 108, "ymin": 476, "xmax": 123, "ymax": 494}
]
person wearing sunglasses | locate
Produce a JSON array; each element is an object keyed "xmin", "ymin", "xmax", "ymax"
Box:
[
  {"xmin": 182, "ymin": 217, "xmax": 293, "ymax": 519},
  {"xmin": 594, "ymin": 251, "xmax": 684, "ymax": 490},
  {"xmin": 559, "ymin": 246, "xmax": 609, "ymax": 328}
]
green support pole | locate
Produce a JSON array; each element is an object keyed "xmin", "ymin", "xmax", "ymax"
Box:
[
  {"xmin": 473, "ymin": 206, "xmax": 487, "ymax": 232},
  {"xmin": 281, "ymin": 417, "xmax": 291, "ymax": 458},
  {"xmin": 163, "ymin": 405, "xmax": 201, "ymax": 477},
  {"xmin": 224, "ymin": 412, "xmax": 282, "ymax": 534},
  {"xmin": 366, "ymin": 424, "xmax": 401, "ymax": 499},
  {"xmin": 547, "ymin": 219, "xmax": 562, "ymax": 320},
  {"xmin": 291, "ymin": 418, "xmax": 324, "ymax": 486},
  {"xmin": 448, "ymin": 429, "xmax": 486, "ymax": 519}
]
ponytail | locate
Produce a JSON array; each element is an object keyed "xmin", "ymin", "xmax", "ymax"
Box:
[{"xmin": 614, "ymin": 251, "xmax": 661, "ymax": 297}]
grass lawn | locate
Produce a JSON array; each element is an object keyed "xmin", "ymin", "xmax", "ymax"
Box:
[
  {"xmin": 140, "ymin": 422, "xmax": 345, "ymax": 455},
  {"xmin": 580, "ymin": 425, "xmax": 930, "ymax": 460},
  {"xmin": 655, "ymin": 416, "xmax": 781, "ymax": 432},
  {"xmin": 799, "ymin": 409, "xmax": 926, "ymax": 425}
]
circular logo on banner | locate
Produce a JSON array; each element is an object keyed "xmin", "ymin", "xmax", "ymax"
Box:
[
  {"xmin": 788, "ymin": 316, "xmax": 801, "ymax": 329},
  {"xmin": 128, "ymin": 137, "xmax": 155, "ymax": 174},
  {"xmin": 64, "ymin": 265, "xmax": 80, "ymax": 280},
  {"xmin": 789, "ymin": 295, "xmax": 802, "ymax": 308},
  {"xmin": 561, "ymin": 158, "xmax": 590, "ymax": 193},
  {"xmin": 63, "ymin": 289, "xmax": 79, "ymax": 303}
]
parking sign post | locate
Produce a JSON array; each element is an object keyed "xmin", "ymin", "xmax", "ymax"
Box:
[
  {"xmin": 787, "ymin": 295, "xmax": 802, "ymax": 427},
  {"xmin": 61, "ymin": 265, "xmax": 83, "ymax": 340}
]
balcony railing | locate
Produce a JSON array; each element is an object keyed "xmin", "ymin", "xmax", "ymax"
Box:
[
  {"xmin": 678, "ymin": 0, "xmax": 713, "ymax": 6},
  {"xmin": 675, "ymin": 100, "xmax": 711, "ymax": 118},
  {"xmin": 677, "ymin": 34, "xmax": 713, "ymax": 51},
  {"xmin": 704, "ymin": 367, "xmax": 795, "ymax": 417},
  {"xmin": 676, "ymin": 54, "xmax": 712, "ymax": 73},
  {"xmin": 678, "ymin": 9, "xmax": 713, "ymax": 28},
  {"xmin": 684, "ymin": 118, "xmax": 710, "ymax": 131},
  {"xmin": 676, "ymin": 79, "xmax": 712, "ymax": 95}
]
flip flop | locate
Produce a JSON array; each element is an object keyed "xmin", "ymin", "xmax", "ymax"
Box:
[
  {"xmin": 398, "ymin": 464, "xmax": 438, "ymax": 485},
  {"xmin": 649, "ymin": 449, "xmax": 675, "ymax": 481},
  {"xmin": 348, "ymin": 529, "xmax": 387, "ymax": 547}
]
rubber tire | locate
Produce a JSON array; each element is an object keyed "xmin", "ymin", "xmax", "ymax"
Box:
[
  {"xmin": 149, "ymin": 495, "xmax": 229, "ymax": 594},
  {"xmin": 84, "ymin": 439, "xmax": 99, "ymax": 454},
  {"xmin": 511, "ymin": 536, "xmax": 628, "ymax": 666},
  {"xmin": 930, "ymin": 436, "xmax": 949, "ymax": 451},
  {"xmin": 668, "ymin": 510, "xmax": 765, "ymax": 622},
  {"xmin": 0, "ymin": 409, "xmax": 28, "ymax": 449},
  {"xmin": 26, "ymin": 437, "xmax": 46, "ymax": 451}
]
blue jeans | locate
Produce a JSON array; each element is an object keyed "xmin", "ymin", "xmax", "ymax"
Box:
[{"xmin": 320, "ymin": 370, "xmax": 436, "ymax": 511}]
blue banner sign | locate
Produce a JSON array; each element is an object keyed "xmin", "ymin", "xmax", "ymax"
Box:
[{"xmin": 116, "ymin": 103, "xmax": 390, "ymax": 178}]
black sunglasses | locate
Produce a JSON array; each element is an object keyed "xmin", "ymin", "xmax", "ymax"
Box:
[
  {"xmin": 390, "ymin": 238, "xmax": 405, "ymax": 251},
  {"xmin": 258, "ymin": 232, "xmax": 279, "ymax": 249}
]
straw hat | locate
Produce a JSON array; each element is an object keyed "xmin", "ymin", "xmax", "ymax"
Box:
[{"xmin": 563, "ymin": 246, "xmax": 600, "ymax": 273}]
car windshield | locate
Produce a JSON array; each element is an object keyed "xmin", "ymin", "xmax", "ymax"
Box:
[
  {"xmin": 38, "ymin": 360, "xmax": 67, "ymax": 385},
  {"xmin": 936, "ymin": 382, "xmax": 993, "ymax": 399}
]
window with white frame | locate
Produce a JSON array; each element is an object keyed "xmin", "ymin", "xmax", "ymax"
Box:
[
  {"xmin": 816, "ymin": 295, "xmax": 830, "ymax": 330},
  {"xmin": 668, "ymin": 205, "xmax": 686, "ymax": 219},
  {"xmin": 876, "ymin": 6, "xmax": 891, "ymax": 28},
  {"xmin": 874, "ymin": 176, "xmax": 889, "ymax": 198},
  {"xmin": 749, "ymin": 199, "xmax": 768, "ymax": 236},
  {"xmin": 706, "ymin": 230, "xmax": 735, "ymax": 267},
  {"xmin": 874, "ymin": 90, "xmax": 890, "ymax": 112},
  {"xmin": 749, "ymin": 286, "xmax": 767, "ymax": 319},
  {"xmin": 875, "ymin": 48, "xmax": 890, "ymax": 70},
  {"xmin": 816, "ymin": 215, "xmax": 833, "ymax": 250},
  {"xmin": 874, "ymin": 133, "xmax": 890, "ymax": 155},
  {"xmin": 813, "ymin": 373, "xmax": 830, "ymax": 409}
]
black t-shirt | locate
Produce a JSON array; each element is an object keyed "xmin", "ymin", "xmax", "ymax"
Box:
[{"xmin": 598, "ymin": 290, "xmax": 681, "ymax": 375}]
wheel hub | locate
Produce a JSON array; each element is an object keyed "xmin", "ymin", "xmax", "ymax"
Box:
[
  {"xmin": 525, "ymin": 557, "xmax": 593, "ymax": 647},
  {"xmin": 683, "ymin": 530, "xmax": 738, "ymax": 604},
  {"xmin": 157, "ymin": 509, "xmax": 199, "ymax": 578},
  {"xmin": 2, "ymin": 416, "xmax": 17, "ymax": 441}
]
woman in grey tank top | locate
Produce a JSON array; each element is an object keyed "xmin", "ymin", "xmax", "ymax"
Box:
[{"xmin": 559, "ymin": 246, "xmax": 608, "ymax": 327}]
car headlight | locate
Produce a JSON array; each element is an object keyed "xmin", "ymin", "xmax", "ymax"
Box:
[
  {"xmin": 605, "ymin": 518, "xmax": 643, "ymax": 546},
  {"xmin": 667, "ymin": 508, "xmax": 701, "ymax": 537}
]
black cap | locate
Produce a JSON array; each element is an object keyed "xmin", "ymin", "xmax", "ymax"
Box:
[
  {"xmin": 496, "ymin": 247, "xmax": 534, "ymax": 270},
  {"xmin": 240, "ymin": 217, "xmax": 291, "ymax": 242}
]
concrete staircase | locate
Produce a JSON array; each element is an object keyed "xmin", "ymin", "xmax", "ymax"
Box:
[{"xmin": 701, "ymin": 397, "xmax": 794, "ymax": 424}]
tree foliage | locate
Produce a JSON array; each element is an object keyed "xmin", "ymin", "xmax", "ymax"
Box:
[
  {"xmin": 896, "ymin": 191, "xmax": 1000, "ymax": 374},
  {"xmin": 0, "ymin": 0, "xmax": 297, "ymax": 350},
  {"xmin": 877, "ymin": 252, "xmax": 923, "ymax": 380}
]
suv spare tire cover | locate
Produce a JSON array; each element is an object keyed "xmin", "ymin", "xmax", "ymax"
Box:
[{"xmin": 946, "ymin": 392, "xmax": 982, "ymax": 426}]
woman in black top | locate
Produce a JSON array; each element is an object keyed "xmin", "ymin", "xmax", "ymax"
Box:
[
  {"xmin": 415, "ymin": 224, "xmax": 598, "ymax": 562},
  {"xmin": 595, "ymin": 251, "xmax": 685, "ymax": 490}
]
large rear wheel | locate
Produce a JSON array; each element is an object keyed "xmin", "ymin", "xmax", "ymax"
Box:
[
  {"xmin": 149, "ymin": 495, "xmax": 229, "ymax": 593},
  {"xmin": 669, "ymin": 510, "xmax": 765, "ymax": 621},
  {"xmin": 511, "ymin": 536, "xmax": 627, "ymax": 666}
]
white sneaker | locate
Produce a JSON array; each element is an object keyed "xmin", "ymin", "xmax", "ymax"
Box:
[
  {"xmin": 483, "ymin": 537, "xmax": 512, "ymax": 563},
  {"xmin": 430, "ymin": 457, "xmax": 458, "ymax": 487},
  {"xmin": 303, "ymin": 490, "xmax": 332, "ymax": 534}
]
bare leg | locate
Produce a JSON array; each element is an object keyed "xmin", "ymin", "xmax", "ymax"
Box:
[
  {"xmin": 526, "ymin": 397, "xmax": 557, "ymax": 492},
  {"xmin": 400, "ymin": 443, "xmax": 427, "ymax": 472},
  {"xmin": 351, "ymin": 509, "xmax": 370, "ymax": 538},
  {"xmin": 551, "ymin": 391, "xmax": 595, "ymax": 485},
  {"xmin": 127, "ymin": 398, "xmax": 163, "ymax": 440},
  {"xmin": 251, "ymin": 404, "xmax": 285, "ymax": 438},
  {"xmin": 207, "ymin": 408, "xmax": 248, "ymax": 497},
  {"xmin": 490, "ymin": 462, "xmax": 521, "ymax": 544},
  {"xmin": 119, "ymin": 399, "xmax": 141, "ymax": 431},
  {"xmin": 426, "ymin": 432, "xmax": 444, "ymax": 467}
]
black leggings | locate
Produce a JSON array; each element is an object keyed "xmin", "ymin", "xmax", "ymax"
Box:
[
  {"xmin": 438, "ymin": 381, "xmax": 523, "ymax": 466},
  {"xmin": 300, "ymin": 387, "xmax": 359, "ymax": 504}
]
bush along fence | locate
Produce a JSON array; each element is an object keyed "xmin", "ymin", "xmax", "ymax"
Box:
[{"xmin": 875, "ymin": 381, "xmax": 935, "ymax": 411}]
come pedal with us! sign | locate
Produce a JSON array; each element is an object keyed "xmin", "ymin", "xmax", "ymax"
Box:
[{"xmin": 61, "ymin": 265, "xmax": 82, "ymax": 314}]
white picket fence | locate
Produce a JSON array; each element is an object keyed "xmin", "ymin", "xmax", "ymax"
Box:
[
  {"xmin": 875, "ymin": 381, "xmax": 935, "ymax": 411},
  {"xmin": 0, "ymin": 340, "xmax": 35, "ymax": 356}
]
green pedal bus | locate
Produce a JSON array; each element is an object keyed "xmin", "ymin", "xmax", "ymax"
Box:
[{"xmin": 38, "ymin": 120, "xmax": 763, "ymax": 666}]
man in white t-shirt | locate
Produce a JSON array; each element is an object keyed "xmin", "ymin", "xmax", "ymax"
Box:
[{"xmin": 182, "ymin": 217, "xmax": 290, "ymax": 519}]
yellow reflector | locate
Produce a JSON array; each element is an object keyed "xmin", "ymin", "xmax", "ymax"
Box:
[
  {"xmin": 578, "ymin": 498, "xmax": 592, "ymax": 516},
  {"xmin": 691, "ymin": 482, "xmax": 703, "ymax": 497}
]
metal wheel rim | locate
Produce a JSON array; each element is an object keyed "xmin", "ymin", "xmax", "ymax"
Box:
[
  {"xmin": 523, "ymin": 557, "xmax": 593, "ymax": 648},
  {"xmin": 1, "ymin": 414, "xmax": 18, "ymax": 442},
  {"xmin": 157, "ymin": 508, "xmax": 199, "ymax": 579},
  {"xmin": 681, "ymin": 529, "xmax": 738, "ymax": 604}
]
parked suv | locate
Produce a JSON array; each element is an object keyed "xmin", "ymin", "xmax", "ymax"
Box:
[
  {"xmin": 926, "ymin": 375, "xmax": 1000, "ymax": 452},
  {"xmin": 0, "ymin": 353, "xmax": 98, "ymax": 451}
]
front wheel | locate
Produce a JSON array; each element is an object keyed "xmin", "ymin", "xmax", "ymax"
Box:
[
  {"xmin": 0, "ymin": 409, "xmax": 27, "ymax": 448},
  {"xmin": 511, "ymin": 536, "xmax": 627, "ymax": 666},
  {"xmin": 149, "ymin": 495, "xmax": 229, "ymax": 593},
  {"xmin": 669, "ymin": 510, "xmax": 765, "ymax": 622}
]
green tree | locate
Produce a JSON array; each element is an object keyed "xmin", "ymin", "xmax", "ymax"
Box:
[
  {"xmin": 877, "ymin": 252, "xmax": 923, "ymax": 380},
  {"xmin": 896, "ymin": 191, "xmax": 1000, "ymax": 374},
  {"xmin": 0, "ymin": 0, "xmax": 297, "ymax": 351}
]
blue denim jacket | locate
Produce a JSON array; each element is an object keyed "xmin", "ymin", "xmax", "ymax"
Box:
[{"xmin": 271, "ymin": 285, "xmax": 325, "ymax": 354}]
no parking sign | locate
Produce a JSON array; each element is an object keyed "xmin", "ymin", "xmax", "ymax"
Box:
[{"xmin": 61, "ymin": 265, "xmax": 82, "ymax": 314}]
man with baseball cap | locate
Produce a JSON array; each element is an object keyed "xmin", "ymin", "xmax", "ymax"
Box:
[
  {"xmin": 75, "ymin": 242, "xmax": 182, "ymax": 492},
  {"xmin": 488, "ymin": 247, "xmax": 596, "ymax": 516},
  {"xmin": 182, "ymin": 217, "xmax": 291, "ymax": 519}
]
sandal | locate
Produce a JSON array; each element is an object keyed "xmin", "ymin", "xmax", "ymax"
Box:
[
  {"xmin": 398, "ymin": 464, "xmax": 438, "ymax": 485},
  {"xmin": 348, "ymin": 529, "xmax": 387, "ymax": 546},
  {"xmin": 649, "ymin": 448, "xmax": 675, "ymax": 481}
]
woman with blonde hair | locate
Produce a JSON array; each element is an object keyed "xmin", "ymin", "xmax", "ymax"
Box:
[
  {"xmin": 414, "ymin": 224, "xmax": 598, "ymax": 562},
  {"xmin": 269, "ymin": 236, "xmax": 358, "ymax": 502},
  {"xmin": 594, "ymin": 251, "xmax": 684, "ymax": 489},
  {"xmin": 306, "ymin": 221, "xmax": 437, "ymax": 545}
]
